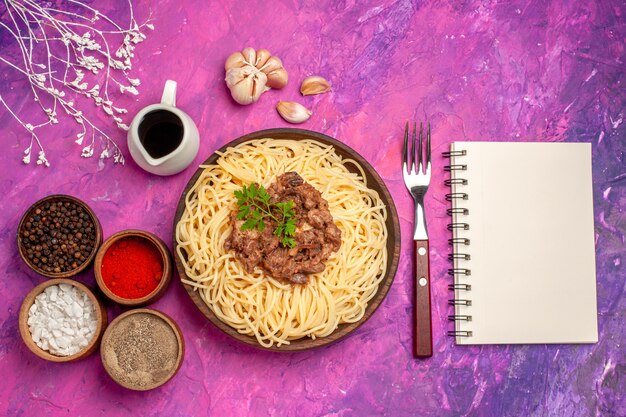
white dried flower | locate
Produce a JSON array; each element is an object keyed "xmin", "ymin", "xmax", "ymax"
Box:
[
  {"xmin": 37, "ymin": 150, "xmax": 50, "ymax": 167},
  {"xmin": 81, "ymin": 145, "xmax": 94, "ymax": 158},
  {"xmin": 119, "ymin": 85, "xmax": 139, "ymax": 95},
  {"xmin": 112, "ymin": 106, "xmax": 128, "ymax": 114}
]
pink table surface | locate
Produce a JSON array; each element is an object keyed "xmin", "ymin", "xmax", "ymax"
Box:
[{"xmin": 1, "ymin": 1, "xmax": 624, "ymax": 416}]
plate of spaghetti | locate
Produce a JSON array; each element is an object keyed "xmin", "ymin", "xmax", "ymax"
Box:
[{"xmin": 173, "ymin": 128, "xmax": 400, "ymax": 350}]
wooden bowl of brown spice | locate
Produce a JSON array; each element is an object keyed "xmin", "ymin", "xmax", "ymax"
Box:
[
  {"xmin": 17, "ymin": 194, "xmax": 102, "ymax": 278},
  {"xmin": 100, "ymin": 308, "xmax": 184, "ymax": 390}
]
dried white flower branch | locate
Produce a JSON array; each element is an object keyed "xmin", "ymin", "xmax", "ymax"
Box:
[{"xmin": 0, "ymin": 0, "xmax": 154, "ymax": 167}]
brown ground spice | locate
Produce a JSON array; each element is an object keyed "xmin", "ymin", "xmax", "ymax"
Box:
[{"xmin": 102, "ymin": 312, "xmax": 179, "ymax": 389}]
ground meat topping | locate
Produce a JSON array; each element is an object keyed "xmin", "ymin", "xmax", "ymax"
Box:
[{"xmin": 225, "ymin": 172, "xmax": 342, "ymax": 284}]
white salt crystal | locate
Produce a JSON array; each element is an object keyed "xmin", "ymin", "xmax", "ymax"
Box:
[
  {"xmin": 50, "ymin": 292, "xmax": 57, "ymax": 302},
  {"xmin": 73, "ymin": 303, "xmax": 83, "ymax": 318},
  {"xmin": 64, "ymin": 305, "xmax": 73, "ymax": 316},
  {"xmin": 59, "ymin": 283, "xmax": 72, "ymax": 293},
  {"xmin": 61, "ymin": 327, "xmax": 75, "ymax": 336},
  {"xmin": 49, "ymin": 338, "xmax": 59, "ymax": 351},
  {"xmin": 32, "ymin": 327, "xmax": 42, "ymax": 343},
  {"xmin": 52, "ymin": 329, "xmax": 62, "ymax": 338},
  {"xmin": 56, "ymin": 336, "xmax": 69, "ymax": 348},
  {"xmin": 29, "ymin": 304, "xmax": 37, "ymax": 314}
]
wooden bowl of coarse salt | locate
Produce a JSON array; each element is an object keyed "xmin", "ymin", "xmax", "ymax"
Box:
[{"xmin": 19, "ymin": 278, "xmax": 107, "ymax": 362}]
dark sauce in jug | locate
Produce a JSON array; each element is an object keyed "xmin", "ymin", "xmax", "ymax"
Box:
[{"xmin": 138, "ymin": 110, "xmax": 184, "ymax": 159}]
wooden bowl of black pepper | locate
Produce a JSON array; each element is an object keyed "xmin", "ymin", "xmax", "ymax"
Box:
[
  {"xmin": 100, "ymin": 308, "xmax": 184, "ymax": 390},
  {"xmin": 17, "ymin": 195, "xmax": 102, "ymax": 278}
]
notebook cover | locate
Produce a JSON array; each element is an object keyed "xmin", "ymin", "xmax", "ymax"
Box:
[{"xmin": 449, "ymin": 142, "xmax": 598, "ymax": 344}]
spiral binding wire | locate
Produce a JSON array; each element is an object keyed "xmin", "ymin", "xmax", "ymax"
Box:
[
  {"xmin": 447, "ymin": 330, "xmax": 473, "ymax": 337},
  {"xmin": 444, "ymin": 148, "xmax": 472, "ymax": 338},
  {"xmin": 444, "ymin": 178, "xmax": 468, "ymax": 186}
]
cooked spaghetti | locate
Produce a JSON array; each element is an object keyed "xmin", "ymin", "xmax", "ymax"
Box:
[{"xmin": 175, "ymin": 139, "xmax": 388, "ymax": 347}]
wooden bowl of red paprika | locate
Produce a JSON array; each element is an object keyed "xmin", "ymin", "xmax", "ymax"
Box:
[{"xmin": 94, "ymin": 230, "xmax": 172, "ymax": 306}]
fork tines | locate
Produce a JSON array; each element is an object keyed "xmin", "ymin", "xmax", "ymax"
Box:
[{"xmin": 403, "ymin": 122, "xmax": 431, "ymax": 175}]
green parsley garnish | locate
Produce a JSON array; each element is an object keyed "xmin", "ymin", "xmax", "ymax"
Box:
[{"xmin": 234, "ymin": 183, "xmax": 297, "ymax": 248}]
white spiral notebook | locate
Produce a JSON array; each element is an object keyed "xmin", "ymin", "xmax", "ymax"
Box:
[{"xmin": 445, "ymin": 142, "xmax": 598, "ymax": 345}]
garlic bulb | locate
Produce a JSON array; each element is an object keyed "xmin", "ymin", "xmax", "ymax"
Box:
[
  {"xmin": 276, "ymin": 101, "xmax": 312, "ymax": 124},
  {"xmin": 225, "ymin": 48, "xmax": 288, "ymax": 105},
  {"xmin": 300, "ymin": 76, "xmax": 331, "ymax": 96}
]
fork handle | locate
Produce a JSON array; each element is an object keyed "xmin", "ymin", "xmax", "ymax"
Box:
[{"xmin": 414, "ymin": 239, "xmax": 433, "ymax": 357}]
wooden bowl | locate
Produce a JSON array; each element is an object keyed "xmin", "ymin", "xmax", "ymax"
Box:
[
  {"xmin": 100, "ymin": 308, "xmax": 184, "ymax": 391},
  {"xmin": 17, "ymin": 194, "xmax": 103, "ymax": 278},
  {"xmin": 19, "ymin": 278, "xmax": 108, "ymax": 362},
  {"xmin": 173, "ymin": 128, "xmax": 401, "ymax": 351},
  {"xmin": 94, "ymin": 230, "xmax": 172, "ymax": 307}
]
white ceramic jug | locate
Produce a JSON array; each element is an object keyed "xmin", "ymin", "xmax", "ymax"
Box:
[{"xmin": 128, "ymin": 80, "xmax": 199, "ymax": 176}]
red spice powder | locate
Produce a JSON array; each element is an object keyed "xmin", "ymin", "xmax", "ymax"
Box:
[{"xmin": 101, "ymin": 236, "xmax": 163, "ymax": 299}]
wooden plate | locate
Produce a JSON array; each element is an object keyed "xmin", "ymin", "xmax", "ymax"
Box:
[{"xmin": 173, "ymin": 128, "xmax": 401, "ymax": 351}]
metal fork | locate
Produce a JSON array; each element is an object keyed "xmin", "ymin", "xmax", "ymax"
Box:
[{"xmin": 402, "ymin": 122, "xmax": 432, "ymax": 358}]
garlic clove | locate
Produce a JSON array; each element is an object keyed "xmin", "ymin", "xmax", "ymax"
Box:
[
  {"xmin": 260, "ymin": 56, "xmax": 284, "ymax": 74},
  {"xmin": 228, "ymin": 77, "xmax": 253, "ymax": 105},
  {"xmin": 255, "ymin": 49, "xmax": 272, "ymax": 69},
  {"xmin": 241, "ymin": 47, "xmax": 256, "ymax": 65},
  {"xmin": 229, "ymin": 76, "xmax": 256, "ymax": 105},
  {"xmin": 251, "ymin": 72, "xmax": 269, "ymax": 101},
  {"xmin": 226, "ymin": 67, "xmax": 268, "ymax": 105},
  {"xmin": 225, "ymin": 51, "xmax": 246, "ymax": 71},
  {"xmin": 276, "ymin": 101, "xmax": 312, "ymax": 124},
  {"xmin": 225, "ymin": 66, "xmax": 249, "ymax": 88},
  {"xmin": 300, "ymin": 75, "xmax": 331, "ymax": 96},
  {"xmin": 266, "ymin": 67, "xmax": 289, "ymax": 89}
]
